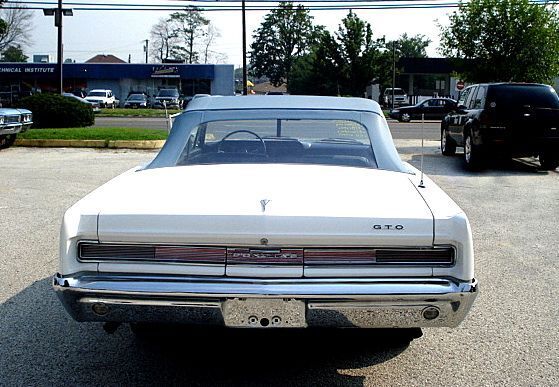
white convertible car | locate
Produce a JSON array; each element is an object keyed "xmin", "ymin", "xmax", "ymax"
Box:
[{"xmin": 54, "ymin": 96, "xmax": 477, "ymax": 333}]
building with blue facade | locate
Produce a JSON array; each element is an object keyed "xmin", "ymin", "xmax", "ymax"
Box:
[{"xmin": 0, "ymin": 63, "xmax": 234, "ymax": 106}]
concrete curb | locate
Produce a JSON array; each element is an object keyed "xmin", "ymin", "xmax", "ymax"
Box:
[{"xmin": 15, "ymin": 138, "xmax": 165, "ymax": 149}]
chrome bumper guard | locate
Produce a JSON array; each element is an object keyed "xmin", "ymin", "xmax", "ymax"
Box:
[
  {"xmin": 0, "ymin": 123, "xmax": 23, "ymax": 135},
  {"xmin": 53, "ymin": 273, "xmax": 478, "ymax": 328}
]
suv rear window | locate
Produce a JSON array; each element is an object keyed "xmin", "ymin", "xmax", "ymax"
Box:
[{"xmin": 487, "ymin": 85, "xmax": 559, "ymax": 109}]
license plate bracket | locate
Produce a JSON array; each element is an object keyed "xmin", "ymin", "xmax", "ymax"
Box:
[{"xmin": 223, "ymin": 298, "xmax": 306, "ymax": 328}]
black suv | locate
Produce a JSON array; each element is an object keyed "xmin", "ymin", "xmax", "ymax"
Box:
[{"xmin": 441, "ymin": 83, "xmax": 559, "ymax": 170}]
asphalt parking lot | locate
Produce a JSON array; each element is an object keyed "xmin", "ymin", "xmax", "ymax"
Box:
[{"xmin": 1, "ymin": 136, "xmax": 558, "ymax": 385}]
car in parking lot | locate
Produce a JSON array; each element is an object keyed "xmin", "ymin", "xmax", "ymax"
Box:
[
  {"xmin": 123, "ymin": 93, "xmax": 150, "ymax": 109},
  {"xmin": 63, "ymin": 93, "xmax": 101, "ymax": 113},
  {"xmin": 383, "ymin": 88, "xmax": 408, "ymax": 107},
  {"xmin": 0, "ymin": 108, "xmax": 33, "ymax": 149},
  {"xmin": 441, "ymin": 83, "xmax": 559, "ymax": 170},
  {"xmin": 154, "ymin": 88, "xmax": 182, "ymax": 109},
  {"xmin": 54, "ymin": 96, "xmax": 477, "ymax": 335},
  {"xmin": 84, "ymin": 89, "xmax": 118, "ymax": 108},
  {"xmin": 390, "ymin": 98, "xmax": 457, "ymax": 122}
]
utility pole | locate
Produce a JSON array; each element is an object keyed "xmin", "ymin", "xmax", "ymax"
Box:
[
  {"xmin": 57, "ymin": 0, "xmax": 63, "ymax": 94},
  {"xmin": 392, "ymin": 40, "xmax": 396, "ymax": 111},
  {"xmin": 143, "ymin": 39, "xmax": 149, "ymax": 64},
  {"xmin": 43, "ymin": 1, "xmax": 73, "ymax": 94},
  {"xmin": 241, "ymin": 0, "xmax": 248, "ymax": 95}
]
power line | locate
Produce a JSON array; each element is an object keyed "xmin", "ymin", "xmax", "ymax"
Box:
[
  {"xmin": 4, "ymin": 0, "xmax": 467, "ymax": 5},
  {"xmin": 4, "ymin": 0, "xmax": 557, "ymax": 12}
]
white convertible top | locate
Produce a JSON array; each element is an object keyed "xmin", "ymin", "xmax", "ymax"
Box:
[{"xmin": 186, "ymin": 95, "xmax": 383, "ymax": 115}]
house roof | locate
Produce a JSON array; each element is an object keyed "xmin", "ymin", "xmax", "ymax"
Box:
[{"xmin": 85, "ymin": 54, "xmax": 126, "ymax": 64}]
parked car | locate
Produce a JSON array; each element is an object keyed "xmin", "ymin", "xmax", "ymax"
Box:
[
  {"xmin": 63, "ymin": 93, "xmax": 101, "ymax": 113},
  {"xmin": 70, "ymin": 89, "xmax": 87, "ymax": 99},
  {"xmin": 441, "ymin": 83, "xmax": 559, "ymax": 170},
  {"xmin": 154, "ymin": 88, "xmax": 181, "ymax": 109},
  {"xmin": 124, "ymin": 93, "xmax": 149, "ymax": 109},
  {"xmin": 54, "ymin": 96, "xmax": 478, "ymax": 336},
  {"xmin": 84, "ymin": 89, "xmax": 118, "ymax": 108},
  {"xmin": 0, "ymin": 108, "xmax": 33, "ymax": 149},
  {"xmin": 390, "ymin": 98, "xmax": 457, "ymax": 122},
  {"xmin": 383, "ymin": 88, "xmax": 408, "ymax": 107}
]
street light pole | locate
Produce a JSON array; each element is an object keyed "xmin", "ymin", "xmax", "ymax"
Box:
[
  {"xmin": 144, "ymin": 39, "xmax": 149, "ymax": 64},
  {"xmin": 241, "ymin": 0, "xmax": 248, "ymax": 96},
  {"xmin": 44, "ymin": 1, "xmax": 73, "ymax": 95},
  {"xmin": 56, "ymin": 0, "xmax": 63, "ymax": 94}
]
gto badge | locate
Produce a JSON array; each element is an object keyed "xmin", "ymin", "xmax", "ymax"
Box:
[
  {"xmin": 260, "ymin": 199, "xmax": 271, "ymax": 212},
  {"xmin": 373, "ymin": 224, "xmax": 404, "ymax": 230}
]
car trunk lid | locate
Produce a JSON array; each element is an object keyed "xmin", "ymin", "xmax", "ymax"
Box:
[{"xmin": 95, "ymin": 164, "xmax": 434, "ymax": 277}]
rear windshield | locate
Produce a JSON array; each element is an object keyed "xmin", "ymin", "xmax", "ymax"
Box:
[
  {"xmin": 176, "ymin": 119, "xmax": 376, "ymax": 169},
  {"xmin": 487, "ymin": 85, "xmax": 559, "ymax": 109},
  {"xmin": 158, "ymin": 90, "xmax": 179, "ymax": 97}
]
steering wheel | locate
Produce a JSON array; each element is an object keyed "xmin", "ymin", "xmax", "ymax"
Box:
[{"xmin": 217, "ymin": 130, "xmax": 268, "ymax": 157}]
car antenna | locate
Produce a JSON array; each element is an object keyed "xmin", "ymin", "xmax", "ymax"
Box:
[{"xmin": 418, "ymin": 113, "xmax": 426, "ymax": 188}]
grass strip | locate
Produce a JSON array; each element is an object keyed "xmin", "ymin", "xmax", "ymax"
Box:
[
  {"xmin": 97, "ymin": 108, "xmax": 181, "ymax": 118},
  {"xmin": 19, "ymin": 127, "xmax": 168, "ymax": 141}
]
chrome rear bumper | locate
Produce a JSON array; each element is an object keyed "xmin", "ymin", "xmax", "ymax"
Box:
[{"xmin": 53, "ymin": 273, "xmax": 478, "ymax": 328}]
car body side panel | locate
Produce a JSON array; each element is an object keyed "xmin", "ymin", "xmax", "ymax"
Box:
[{"xmin": 404, "ymin": 162, "xmax": 474, "ymax": 281}]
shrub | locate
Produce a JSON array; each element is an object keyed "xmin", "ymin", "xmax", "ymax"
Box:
[{"xmin": 19, "ymin": 93, "xmax": 95, "ymax": 128}]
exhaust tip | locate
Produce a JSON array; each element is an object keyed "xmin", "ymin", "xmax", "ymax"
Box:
[
  {"xmin": 92, "ymin": 302, "xmax": 109, "ymax": 316},
  {"xmin": 422, "ymin": 306, "xmax": 440, "ymax": 320}
]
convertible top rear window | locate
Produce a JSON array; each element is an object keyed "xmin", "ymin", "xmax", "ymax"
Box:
[{"xmin": 175, "ymin": 119, "xmax": 377, "ymax": 168}]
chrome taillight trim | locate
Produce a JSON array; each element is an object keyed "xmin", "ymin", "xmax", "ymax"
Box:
[
  {"xmin": 77, "ymin": 242, "xmax": 455, "ymax": 267},
  {"xmin": 304, "ymin": 247, "xmax": 455, "ymax": 266},
  {"xmin": 78, "ymin": 242, "xmax": 226, "ymax": 264},
  {"xmin": 304, "ymin": 249, "xmax": 376, "ymax": 265}
]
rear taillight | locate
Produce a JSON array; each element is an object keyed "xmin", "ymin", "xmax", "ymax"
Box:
[
  {"xmin": 304, "ymin": 247, "xmax": 454, "ymax": 266},
  {"xmin": 78, "ymin": 243, "xmax": 226, "ymax": 264},
  {"xmin": 78, "ymin": 243, "xmax": 454, "ymax": 266}
]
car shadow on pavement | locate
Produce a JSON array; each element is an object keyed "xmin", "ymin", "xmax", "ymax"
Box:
[{"xmin": 0, "ymin": 278, "xmax": 413, "ymax": 386}]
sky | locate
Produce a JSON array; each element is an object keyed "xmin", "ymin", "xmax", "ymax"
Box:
[{"xmin": 16, "ymin": 1, "xmax": 454, "ymax": 67}]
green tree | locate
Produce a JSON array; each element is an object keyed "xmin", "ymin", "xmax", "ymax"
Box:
[
  {"xmin": 439, "ymin": 0, "xmax": 559, "ymax": 83},
  {"xmin": 0, "ymin": 44, "xmax": 27, "ymax": 62},
  {"xmin": 289, "ymin": 31, "xmax": 341, "ymax": 95},
  {"xmin": 290, "ymin": 11, "xmax": 387, "ymax": 97},
  {"xmin": 250, "ymin": 2, "xmax": 321, "ymax": 87},
  {"xmin": 168, "ymin": 6, "xmax": 209, "ymax": 64},
  {"xmin": 335, "ymin": 11, "xmax": 386, "ymax": 96},
  {"xmin": 387, "ymin": 33, "xmax": 431, "ymax": 58}
]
